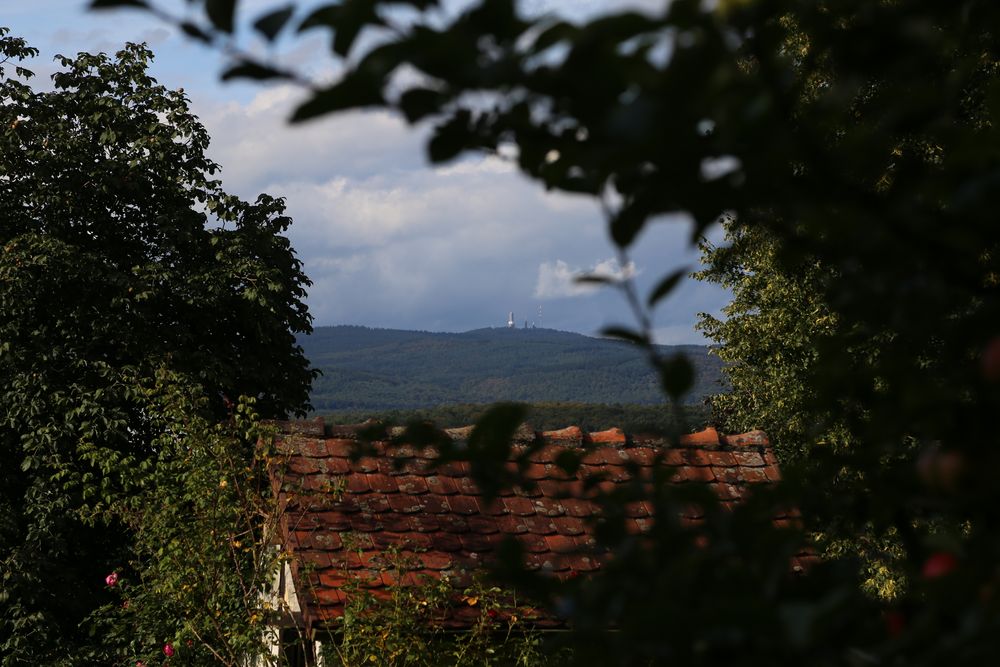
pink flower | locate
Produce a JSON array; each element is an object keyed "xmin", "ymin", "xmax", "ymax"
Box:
[
  {"xmin": 136, "ymin": 662, "xmax": 145, "ymax": 667},
  {"xmin": 105, "ymin": 572, "xmax": 119, "ymax": 587},
  {"xmin": 163, "ymin": 643, "xmax": 175, "ymax": 658}
]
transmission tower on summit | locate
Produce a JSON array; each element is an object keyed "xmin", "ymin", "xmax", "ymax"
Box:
[{"xmin": 507, "ymin": 311, "xmax": 515, "ymax": 329}]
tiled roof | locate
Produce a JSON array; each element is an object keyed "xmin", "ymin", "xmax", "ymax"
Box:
[{"xmin": 269, "ymin": 419, "xmax": 785, "ymax": 630}]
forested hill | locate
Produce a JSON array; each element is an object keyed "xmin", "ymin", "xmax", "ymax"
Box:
[{"xmin": 301, "ymin": 326, "xmax": 726, "ymax": 412}]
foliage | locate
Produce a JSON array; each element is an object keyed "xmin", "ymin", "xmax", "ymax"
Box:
[
  {"xmin": 320, "ymin": 550, "xmax": 557, "ymax": 667},
  {"xmin": 0, "ymin": 33, "xmax": 314, "ymax": 664},
  {"xmin": 90, "ymin": 377, "xmax": 284, "ymax": 666},
  {"xmin": 81, "ymin": 0, "xmax": 1000, "ymax": 664},
  {"xmin": 696, "ymin": 222, "xmax": 846, "ymax": 461},
  {"xmin": 303, "ymin": 326, "xmax": 725, "ymax": 411}
]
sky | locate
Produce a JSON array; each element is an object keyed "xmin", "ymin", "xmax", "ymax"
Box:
[{"xmin": 8, "ymin": 1, "xmax": 729, "ymax": 343}]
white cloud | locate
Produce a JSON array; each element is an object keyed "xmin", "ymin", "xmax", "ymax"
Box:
[{"xmin": 534, "ymin": 257, "xmax": 637, "ymax": 299}]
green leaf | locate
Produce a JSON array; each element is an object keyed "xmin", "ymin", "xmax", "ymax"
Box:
[
  {"xmin": 206, "ymin": 0, "xmax": 238, "ymax": 33},
  {"xmin": 252, "ymin": 5, "xmax": 295, "ymax": 41},
  {"xmin": 647, "ymin": 267, "xmax": 689, "ymax": 307}
]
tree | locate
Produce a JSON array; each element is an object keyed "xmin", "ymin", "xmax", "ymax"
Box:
[
  {"xmin": 0, "ymin": 32, "xmax": 314, "ymax": 664},
  {"xmin": 85, "ymin": 1, "xmax": 1000, "ymax": 663}
]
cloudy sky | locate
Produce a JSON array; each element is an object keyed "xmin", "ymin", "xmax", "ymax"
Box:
[{"xmin": 9, "ymin": 1, "xmax": 729, "ymax": 343}]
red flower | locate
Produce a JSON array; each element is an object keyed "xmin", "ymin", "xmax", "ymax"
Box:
[
  {"xmin": 163, "ymin": 643, "xmax": 175, "ymax": 658},
  {"xmin": 922, "ymin": 552, "xmax": 958, "ymax": 579},
  {"xmin": 105, "ymin": 572, "xmax": 119, "ymax": 587}
]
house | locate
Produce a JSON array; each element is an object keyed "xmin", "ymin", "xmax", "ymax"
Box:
[{"xmin": 264, "ymin": 418, "xmax": 787, "ymax": 664}]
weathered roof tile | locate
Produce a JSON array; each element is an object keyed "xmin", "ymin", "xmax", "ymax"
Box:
[{"xmin": 271, "ymin": 424, "xmax": 784, "ymax": 630}]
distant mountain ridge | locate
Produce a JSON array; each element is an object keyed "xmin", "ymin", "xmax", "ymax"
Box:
[{"xmin": 301, "ymin": 325, "xmax": 727, "ymax": 412}]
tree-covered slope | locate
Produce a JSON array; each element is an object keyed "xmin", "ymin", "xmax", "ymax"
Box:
[{"xmin": 301, "ymin": 326, "xmax": 725, "ymax": 411}]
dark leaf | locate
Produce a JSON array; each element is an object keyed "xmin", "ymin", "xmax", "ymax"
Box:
[
  {"xmin": 610, "ymin": 206, "xmax": 645, "ymax": 248},
  {"xmin": 206, "ymin": 0, "xmax": 238, "ymax": 33},
  {"xmin": 600, "ymin": 326, "xmax": 649, "ymax": 346},
  {"xmin": 398, "ymin": 87, "xmax": 448, "ymax": 123},
  {"xmin": 659, "ymin": 354, "xmax": 694, "ymax": 400},
  {"xmin": 291, "ymin": 74, "xmax": 385, "ymax": 122},
  {"xmin": 221, "ymin": 62, "xmax": 289, "ymax": 81},
  {"xmin": 90, "ymin": 0, "xmax": 149, "ymax": 8},
  {"xmin": 647, "ymin": 267, "xmax": 689, "ymax": 307},
  {"xmin": 252, "ymin": 5, "xmax": 295, "ymax": 41},
  {"xmin": 180, "ymin": 21, "xmax": 212, "ymax": 42},
  {"xmin": 575, "ymin": 274, "xmax": 616, "ymax": 286},
  {"xmin": 427, "ymin": 110, "xmax": 472, "ymax": 163}
]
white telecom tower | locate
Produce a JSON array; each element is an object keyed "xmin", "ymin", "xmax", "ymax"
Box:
[{"xmin": 507, "ymin": 311, "xmax": 515, "ymax": 328}]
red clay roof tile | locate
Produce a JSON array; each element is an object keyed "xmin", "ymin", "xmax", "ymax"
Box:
[{"xmin": 270, "ymin": 424, "xmax": 784, "ymax": 631}]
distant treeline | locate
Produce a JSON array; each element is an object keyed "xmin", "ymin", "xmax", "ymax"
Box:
[
  {"xmin": 321, "ymin": 402, "xmax": 713, "ymax": 435},
  {"xmin": 301, "ymin": 325, "xmax": 727, "ymax": 411}
]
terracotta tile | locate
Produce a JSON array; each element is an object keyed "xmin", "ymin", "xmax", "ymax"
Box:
[
  {"xmin": 679, "ymin": 428, "xmax": 719, "ymax": 446},
  {"xmin": 625, "ymin": 447, "xmax": 657, "ymax": 466},
  {"xmin": 686, "ymin": 466, "xmax": 716, "ymax": 482},
  {"xmin": 461, "ymin": 533, "xmax": 501, "ymax": 553},
  {"xmin": 345, "ymin": 475, "xmax": 371, "ymax": 494},
  {"xmin": 349, "ymin": 514, "xmax": 382, "ymax": 532},
  {"xmin": 496, "ymin": 515, "xmax": 529, "ymax": 534},
  {"xmin": 522, "ymin": 515, "xmax": 557, "ymax": 535},
  {"xmin": 524, "ymin": 463, "xmax": 549, "ymax": 480},
  {"xmin": 545, "ymin": 534, "xmax": 580, "ymax": 554},
  {"xmin": 518, "ymin": 533, "xmax": 549, "ymax": 553},
  {"xmin": 732, "ymin": 450, "xmax": 765, "ymax": 467},
  {"xmin": 538, "ymin": 479, "xmax": 566, "ymax": 498},
  {"xmin": 553, "ymin": 517, "xmax": 586, "ymax": 536},
  {"xmin": 365, "ymin": 473, "xmax": 398, "ymax": 494},
  {"xmin": 713, "ymin": 467, "xmax": 742, "ymax": 484},
  {"xmin": 397, "ymin": 533, "xmax": 432, "ymax": 550},
  {"xmin": 454, "ymin": 476, "xmax": 481, "ymax": 496},
  {"xmin": 478, "ymin": 498, "xmax": 508, "ymax": 516},
  {"xmin": 466, "ymin": 515, "xmax": 500, "ymax": 534},
  {"xmin": 398, "ymin": 475, "xmax": 429, "ymax": 495},
  {"xmin": 625, "ymin": 502, "xmax": 650, "ymax": 518},
  {"xmin": 537, "ymin": 500, "xmax": 566, "ymax": 517},
  {"xmin": 437, "ymin": 460, "xmax": 471, "ymax": 477},
  {"xmin": 325, "ymin": 440, "xmax": 357, "ymax": 457},
  {"xmin": 425, "ymin": 475, "xmax": 458, "ymax": 496},
  {"xmin": 380, "ymin": 513, "xmax": 413, "ymax": 532},
  {"xmin": 427, "ymin": 533, "xmax": 462, "ymax": 552},
  {"xmin": 415, "ymin": 495, "xmax": 449, "ymax": 514},
  {"xmin": 273, "ymin": 425, "xmax": 785, "ymax": 630},
  {"xmin": 387, "ymin": 495, "xmax": 423, "ymax": 514},
  {"xmin": 739, "ymin": 467, "xmax": 769, "ymax": 483},
  {"xmin": 448, "ymin": 495, "xmax": 480, "ymax": 515},
  {"xmin": 355, "ymin": 493, "xmax": 392, "ymax": 514},
  {"xmin": 561, "ymin": 498, "xmax": 594, "ymax": 518},
  {"xmin": 707, "ymin": 451, "xmax": 737, "ymax": 467},
  {"xmin": 541, "ymin": 426, "xmax": 583, "ymax": 445},
  {"xmin": 421, "ymin": 552, "xmax": 453, "ymax": 570},
  {"xmin": 588, "ymin": 428, "xmax": 626, "ymax": 445},
  {"xmin": 350, "ymin": 456, "xmax": 380, "ymax": 473},
  {"xmin": 724, "ymin": 430, "xmax": 769, "ymax": 447},
  {"xmin": 566, "ymin": 553, "xmax": 600, "ymax": 572},
  {"xmin": 503, "ymin": 497, "xmax": 536, "ymax": 516},
  {"xmin": 286, "ymin": 457, "xmax": 321, "ymax": 474},
  {"xmin": 439, "ymin": 516, "xmax": 470, "ymax": 533}
]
